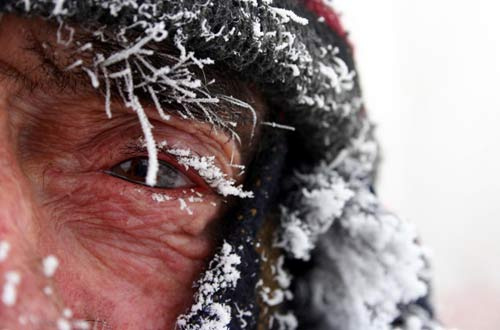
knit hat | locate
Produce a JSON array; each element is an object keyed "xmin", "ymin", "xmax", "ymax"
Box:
[{"xmin": 0, "ymin": 1, "xmax": 438, "ymax": 329}]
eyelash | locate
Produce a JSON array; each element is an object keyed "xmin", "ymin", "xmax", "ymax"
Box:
[
  {"xmin": 158, "ymin": 154, "xmax": 210, "ymax": 189},
  {"xmin": 118, "ymin": 145, "xmax": 212, "ymax": 192}
]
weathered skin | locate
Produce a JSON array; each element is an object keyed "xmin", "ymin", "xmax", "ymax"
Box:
[{"xmin": 0, "ymin": 15, "xmax": 263, "ymax": 329}]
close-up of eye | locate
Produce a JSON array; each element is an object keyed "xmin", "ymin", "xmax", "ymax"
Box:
[{"xmin": 107, "ymin": 157, "xmax": 195, "ymax": 189}]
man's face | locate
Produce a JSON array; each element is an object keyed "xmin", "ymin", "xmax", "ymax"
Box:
[{"xmin": 0, "ymin": 15, "xmax": 264, "ymax": 329}]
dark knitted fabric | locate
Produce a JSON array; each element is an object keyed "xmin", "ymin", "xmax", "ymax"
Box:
[{"xmin": 223, "ymin": 127, "xmax": 289, "ymax": 329}]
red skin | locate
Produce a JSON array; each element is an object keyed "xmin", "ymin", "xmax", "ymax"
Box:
[{"xmin": 0, "ymin": 15, "xmax": 256, "ymax": 330}]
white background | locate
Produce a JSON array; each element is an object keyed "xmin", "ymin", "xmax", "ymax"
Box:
[{"xmin": 333, "ymin": 1, "xmax": 500, "ymax": 329}]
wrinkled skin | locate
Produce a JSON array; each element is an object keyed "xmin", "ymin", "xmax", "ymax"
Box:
[{"xmin": 0, "ymin": 15, "xmax": 263, "ymax": 329}]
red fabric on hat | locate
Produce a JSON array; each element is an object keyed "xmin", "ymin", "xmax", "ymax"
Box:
[{"xmin": 301, "ymin": 0, "xmax": 353, "ymax": 49}]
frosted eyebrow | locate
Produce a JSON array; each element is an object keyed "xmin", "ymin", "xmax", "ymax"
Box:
[{"xmin": 22, "ymin": 33, "xmax": 258, "ymax": 129}]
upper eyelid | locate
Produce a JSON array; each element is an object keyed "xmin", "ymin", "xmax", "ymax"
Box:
[
  {"xmin": 118, "ymin": 144, "xmax": 215, "ymax": 189},
  {"xmin": 125, "ymin": 143, "xmax": 205, "ymax": 159},
  {"xmin": 94, "ymin": 117, "xmax": 239, "ymax": 182},
  {"xmin": 106, "ymin": 157, "xmax": 197, "ymax": 189}
]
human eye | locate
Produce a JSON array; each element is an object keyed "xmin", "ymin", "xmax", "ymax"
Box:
[{"xmin": 106, "ymin": 157, "xmax": 196, "ymax": 189}]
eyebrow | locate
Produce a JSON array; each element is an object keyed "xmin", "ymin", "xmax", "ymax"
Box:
[
  {"xmin": 0, "ymin": 20, "xmax": 267, "ymax": 165},
  {"xmin": 18, "ymin": 26, "xmax": 262, "ymax": 133}
]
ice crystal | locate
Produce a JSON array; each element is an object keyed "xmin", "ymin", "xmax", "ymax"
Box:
[
  {"xmin": 151, "ymin": 193, "xmax": 172, "ymax": 203},
  {"xmin": 258, "ymin": 256, "xmax": 296, "ymax": 329},
  {"xmin": 57, "ymin": 318, "xmax": 71, "ymax": 330},
  {"xmin": 272, "ymin": 312, "xmax": 299, "ymax": 330},
  {"xmin": 176, "ymin": 242, "xmax": 241, "ymax": 330},
  {"xmin": 2, "ymin": 271, "xmax": 20, "ymax": 306},
  {"xmin": 166, "ymin": 148, "xmax": 253, "ymax": 198},
  {"xmin": 0, "ymin": 240, "xmax": 10, "ymax": 262},
  {"xmin": 42, "ymin": 255, "xmax": 59, "ymax": 278},
  {"xmin": 268, "ymin": 7, "xmax": 309, "ymax": 25},
  {"xmin": 275, "ymin": 171, "xmax": 353, "ymax": 260}
]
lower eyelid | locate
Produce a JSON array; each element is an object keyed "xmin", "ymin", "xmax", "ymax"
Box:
[
  {"xmin": 134, "ymin": 186, "xmax": 220, "ymax": 210},
  {"xmin": 45, "ymin": 173, "xmax": 223, "ymax": 235},
  {"xmin": 95, "ymin": 170, "xmax": 215, "ymax": 201}
]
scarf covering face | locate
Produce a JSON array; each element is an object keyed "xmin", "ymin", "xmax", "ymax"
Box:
[{"xmin": 0, "ymin": 1, "xmax": 440, "ymax": 329}]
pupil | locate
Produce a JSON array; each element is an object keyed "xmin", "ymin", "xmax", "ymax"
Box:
[{"xmin": 133, "ymin": 159, "xmax": 148, "ymax": 179}]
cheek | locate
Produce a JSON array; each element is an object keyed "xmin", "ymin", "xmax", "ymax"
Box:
[
  {"xmin": 38, "ymin": 170, "xmax": 223, "ymax": 278},
  {"xmin": 30, "ymin": 169, "xmax": 226, "ymax": 323},
  {"xmin": 28, "ymin": 171, "xmax": 228, "ymax": 323}
]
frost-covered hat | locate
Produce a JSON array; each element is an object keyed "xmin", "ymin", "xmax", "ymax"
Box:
[{"xmin": 0, "ymin": 1, "xmax": 437, "ymax": 329}]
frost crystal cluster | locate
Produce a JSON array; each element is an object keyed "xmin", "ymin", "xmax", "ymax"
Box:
[
  {"xmin": 167, "ymin": 148, "xmax": 254, "ymax": 198},
  {"xmin": 176, "ymin": 242, "xmax": 241, "ymax": 330},
  {"xmin": 279, "ymin": 122, "xmax": 435, "ymax": 330},
  {"xmin": 2, "ymin": 271, "xmax": 21, "ymax": 307}
]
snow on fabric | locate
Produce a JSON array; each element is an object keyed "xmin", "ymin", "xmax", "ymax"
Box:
[
  {"xmin": 284, "ymin": 123, "xmax": 432, "ymax": 330},
  {"xmin": 275, "ymin": 171, "xmax": 353, "ymax": 260},
  {"xmin": 395, "ymin": 304, "xmax": 445, "ymax": 330},
  {"xmin": 176, "ymin": 242, "xmax": 241, "ymax": 330}
]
